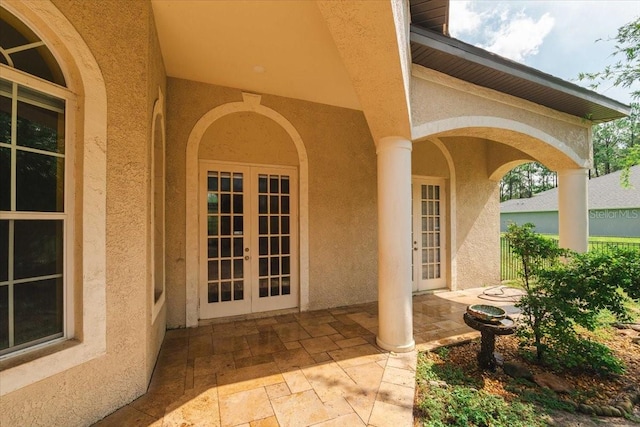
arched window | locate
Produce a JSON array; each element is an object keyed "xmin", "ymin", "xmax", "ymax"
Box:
[{"xmin": 0, "ymin": 7, "xmax": 73, "ymax": 357}]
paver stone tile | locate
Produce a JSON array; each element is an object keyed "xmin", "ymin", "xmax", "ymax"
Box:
[
  {"xmin": 271, "ymin": 390, "xmax": 331, "ymax": 427},
  {"xmin": 328, "ymin": 344, "xmax": 387, "ymax": 369},
  {"xmin": 194, "ymin": 353, "xmax": 235, "ymax": 377},
  {"xmin": 282, "ymin": 369, "xmax": 312, "ymax": 393},
  {"xmin": 93, "ymin": 405, "xmax": 161, "ymax": 427},
  {"xmin": 313, "ymin": 413, "xmax": 366, "ymax": 427},
  {"xmin": 382, "ymin": 366, "xmax": 416, "ymax": 388},
  {"xmin": 272, "ymin": 347, "xmax": 316, "ymax": 371},
  {"xmin": 376, "ymin": 381, "xmax": 415, "ymax": 407},
  {"xmin": 250, "ymin": 416, "xmax": 280, "ymax": 427},
  {"xmin": 219, "ymin": 387, "xmax": 273, "ymax": 427},
  {"xmin": 368, "ymin": 400, "xmax": 413, "ymax": 427},
  {"xmin": 163, "ymin": 387, "xmax": 221, "ymax": 427},
  {"xmin": 300, "ymin": 336, "xmax": 339, "ymax": 354},
  {"xmin": 302, "ymin": 361, "xmax": 356, "ymax": 402}
]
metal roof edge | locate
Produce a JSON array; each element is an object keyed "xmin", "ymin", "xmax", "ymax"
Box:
[{"xmin": 410, "ymin": 25, "xmax": 631, "ymax": 119}]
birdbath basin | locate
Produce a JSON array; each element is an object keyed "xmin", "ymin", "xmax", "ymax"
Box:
[
  {"xmin": 467, "ymin": 304, "xmax": 506, "ymax": 323},
  {"xmin": 464, "ymin": 305, "xmax": 516, "ymax": 371}
]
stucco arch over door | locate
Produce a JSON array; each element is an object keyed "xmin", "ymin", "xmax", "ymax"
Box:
[
  {"xmin": 185, "ymin": 93, "xmax": 309, "ymax": 327},
  {"xmin": 412, "ymin": 116, "xmax": 590, "ymax": 171}
]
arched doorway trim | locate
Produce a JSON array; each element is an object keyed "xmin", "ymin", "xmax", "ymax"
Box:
[
  {"xmin": 185, "ymin": 93, "xmax": 309, "ymax": 326},
  {"xmin": 429, "ymin": 137, "xmax": 458, "ymax": 290}
]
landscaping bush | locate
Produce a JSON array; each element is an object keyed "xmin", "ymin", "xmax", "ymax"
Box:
[{"xmin": 505, "ymin": 223, "xmax": 640, "ymax": 373}]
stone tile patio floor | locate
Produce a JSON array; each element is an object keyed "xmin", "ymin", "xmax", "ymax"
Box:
[{"xmin": 95, "ymin": 287, "xmax": 520, "ymax": 427}]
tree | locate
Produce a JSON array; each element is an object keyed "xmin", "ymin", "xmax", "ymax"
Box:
[
  {"xmin": 506, "ymin": 223, "xmax": 640, "ymax": 373},
  {"xmin": 590, "ymin": 102, "xmax": 639, "ymax": 178},
  {"xmin": 500, "ymin": 162, "xmax": 557, "ymax": 202},
  {"xmin": 579, "ymin": 17, "xmax": 640, "ymax": 184}
]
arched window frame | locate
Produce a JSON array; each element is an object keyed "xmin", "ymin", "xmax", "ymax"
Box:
[
  {"xmin": 0, "ymin": 0, "xmax": 107, "ymax": 396},
  {"xmin": 0, "ymin": 65, "xmax": 76, "ymax": 357},
  {"xmin": 151, "ymin": 88, "xmax": 166, "ymax": 322}
]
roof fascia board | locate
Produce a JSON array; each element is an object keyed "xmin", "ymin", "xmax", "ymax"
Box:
[{"xmin": 410, "ymin": 25, "xmax": 630, "ymax": 118}]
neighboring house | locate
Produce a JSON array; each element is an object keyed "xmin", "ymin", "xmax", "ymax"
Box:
[
  {"xmin": 501, "ymin": 165, "xmax": 640, "ymax": 237},
  {"xmin": 0, "ymin": 0, "xmax": 629, "ymax": 424}
]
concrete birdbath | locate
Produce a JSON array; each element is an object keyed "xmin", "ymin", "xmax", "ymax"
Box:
[{"xmin": 464, "ymin": 304, "xmax": 516, "ymax": 371}]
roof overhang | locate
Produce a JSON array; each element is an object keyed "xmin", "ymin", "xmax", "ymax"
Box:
[
  {"xmin": 410, "ymin": 25, "xmax": 630, "ymax": 123},
  {"xmin": 409, "ymin": 0, "xmax": 449, "ymax": 35}
]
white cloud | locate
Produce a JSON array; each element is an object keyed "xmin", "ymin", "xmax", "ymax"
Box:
[
  {"xmin": 448, "ymin": 1, "xmax": 482, "ymax": 34},
  {"xmin": 449, "ymin": 2, "xmax": 555, "ymax": 63},
  {"xmin": 448, "ymin": 1, "xmax": 640, "ymax": 103},
  {"xmin": 481, "ymin": 12, "xmax": 555, "ymax": 62}
]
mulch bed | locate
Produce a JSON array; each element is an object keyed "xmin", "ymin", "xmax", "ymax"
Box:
[{"xmin": 423, "ymin": 326, "xmax": 640, "ymax": 420}]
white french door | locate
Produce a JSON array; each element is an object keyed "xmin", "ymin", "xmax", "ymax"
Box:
[
  {"xmin": 412, "ymin": 177, "xmax": 447, "ymax": 291},
  {"xmin": 199, "ymin": 162, "xmax": 298, "ymax": 319}
]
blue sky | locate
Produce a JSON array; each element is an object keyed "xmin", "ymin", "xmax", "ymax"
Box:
[{"xmin": 449, "ymin": 0, "xmax": 640, "ymax": 105}]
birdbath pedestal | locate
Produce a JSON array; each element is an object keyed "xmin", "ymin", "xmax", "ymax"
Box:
[{"xmin": 463, "ymin": 312, "xmax": 516, "ymax": 371}]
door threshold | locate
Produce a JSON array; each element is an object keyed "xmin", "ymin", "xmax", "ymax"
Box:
[
  {"xmin": 198, "ymin": 307, "xmax": 299, "ymax": 327},
  {"xmin": 412, "ymin": 287, "xmax": 450, "ymax": 297}
]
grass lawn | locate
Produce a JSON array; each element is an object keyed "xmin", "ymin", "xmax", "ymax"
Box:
[{"xmin": 538, "ymin": 234, "xmax": 640, "ymax": 244}]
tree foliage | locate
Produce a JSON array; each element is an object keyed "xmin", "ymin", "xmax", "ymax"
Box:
[
  {"xmin": 505, "ymin": 223, "xmax": 640, "ymax": 373},
  {"xmin": 579, "ymin": 17, "xmax": 640, "ymax": 185},
  {"xmin": 578, "ymin": 17, "xmax": 640, "ymax": 100},
  {"xmin": 500, "ymin": 162, "xmax": 557, "ymax": 202}
]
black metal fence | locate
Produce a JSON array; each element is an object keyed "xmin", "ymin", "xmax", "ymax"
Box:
[{"xmin": 500, "ymin": 236, "xmax": 640, "ymax": 281}]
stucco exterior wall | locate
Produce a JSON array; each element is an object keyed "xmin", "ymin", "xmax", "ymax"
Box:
[
  {"xmin": 165, "ymin": 78, "xmax": 378, "ymax": 328},
  {"xmin": 411, "ymin": 139, "xmax": 450, "ymax": 178},
  {"xmin": 146, "ymin": 6, "xmax": 168, "ymax": 385},
  {"xmin": 442, "ymin": 136, "xmax": 501, "ymax": 288},
  {"xmin": 198, "ymin": 112, "xmax": 298, "ymax": 165},
  {"xmin": 1, "ymin": 1, "xmax": 164, "ymax": 425},
  {"xmin": 500, "ymin": 212, "xmax": 559, "ymax": 235},
  {"xmin": 411, "ymin": 66, "xmax": 592, "ymax": 171}
]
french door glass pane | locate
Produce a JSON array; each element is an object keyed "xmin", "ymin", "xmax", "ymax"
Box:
[
  {"xmin": 0, "ymin": 148, "xmax": 9, "ymax": 211},
  {"xmin": 0, "ymin": 220, "xmax": 7, "ymax": 282},
  {"xmin": 14, "ymin": 220, "xmax": 63, "ymax": 280},
  {"xmin": 420, "ymin": 184, "xmax": 441, "ymax": 280},
  {"xmin": 207, "ymin": 171, "xmax": 244, "ymax": 304},
  {"xmin": 257, "ymin": 173, "xmax": 291, "ymax": 298},
  {"xmin": 0, "ymin": 286, "xmax": 7, "ymax": 349},
  {"xmin": 221, "ymin": 282, "xmax": 231, "ymax": 301},
  {"xmin": 208, "ymin": 282, "xmax": 219, "ymax": 303},
  {"xmin": 14, "ymin": 277, "xmax": 63, "ymax": 346}
]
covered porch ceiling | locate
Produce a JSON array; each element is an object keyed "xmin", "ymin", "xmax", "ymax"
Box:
[
  {"xmin": 150, "ymin": 0, "xmax": 360, "ymax": 110},
  {"xmin": 151, "ymin": 0, "xmax": 627, "ymax": 137}
]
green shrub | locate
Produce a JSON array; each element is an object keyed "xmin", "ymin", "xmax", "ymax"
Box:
[{"xmin": 505, "ymin": 223, "xmax": 640, "ymax": 373}]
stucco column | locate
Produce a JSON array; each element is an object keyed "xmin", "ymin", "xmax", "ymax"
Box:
[
  {"xmin": 376, "ymin": 136, "xmax": 415, "ymax": 352},
  {"xmin": 558, "ymin": 168, "xmax": 589, "ymax": 252}
]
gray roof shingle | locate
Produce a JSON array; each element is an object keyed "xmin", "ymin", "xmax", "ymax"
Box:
[{"xmin": 501, "ymin": 165, "xmax": 640, "ymax": 212}]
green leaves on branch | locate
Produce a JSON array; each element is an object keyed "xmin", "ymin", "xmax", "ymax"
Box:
[
  {"xmin": 578, "ymin": 17, "xmax": 640, "ymax": 100},
  {"xmin": 505, "ymin": 223, "xmax": 640, "ymax": 374}
]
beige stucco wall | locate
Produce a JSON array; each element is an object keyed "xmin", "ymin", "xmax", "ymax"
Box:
[
  {"xmin": 165, "ymin": 78, "xmax": 378, "ymax": 327},
  {"xmin": 1, "ymin": 1, "xmax": 166, "ymax": 426},
  {"xmin": 412, "ymin": 139, "xmax": 450, "ymax": 178},
  {"xmin": 442, "ymin": 136, "xmax": 502, "ymax": 288},
  {"xmin": 411, "ymin": 66, "xmax": 592, "ymax": 171},
  {"xmin": 146, "ymin": 5, "xmax": 168, "ymax": 385},
  {"xmin": 198, "ymin": 112, "xmax": 298, "ymax": 165}
]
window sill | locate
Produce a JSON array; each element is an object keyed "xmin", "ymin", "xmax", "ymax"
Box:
[{"xmin": 0, "ymin": 336, "xmax": 106, "ymax": 396}]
